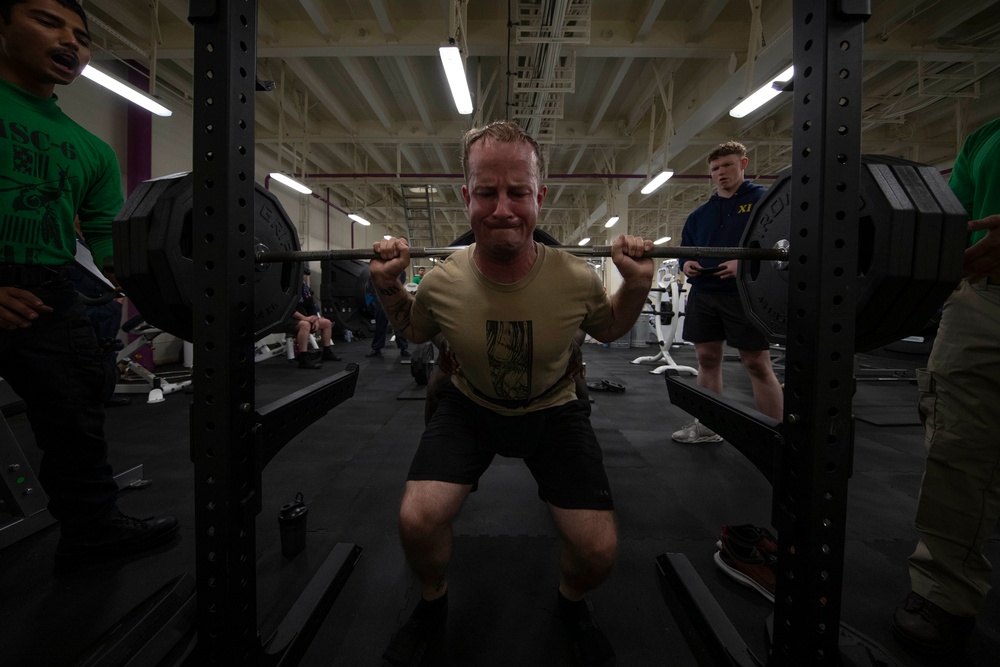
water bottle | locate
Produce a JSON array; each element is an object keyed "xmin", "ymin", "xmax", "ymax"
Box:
[{"xmin": 278, "ymin": 492, "xmax": 309, "ymax": 558}]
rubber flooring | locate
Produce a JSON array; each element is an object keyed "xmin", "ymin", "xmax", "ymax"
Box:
[{"xmin": 1, "ymin": 340, "xmax": 998, "ymax": 666}]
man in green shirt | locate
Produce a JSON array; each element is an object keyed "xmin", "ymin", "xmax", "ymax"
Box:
[
  {"xmin": 892, "ymin": 118, "xmax": 1000, "ymax": 653},
  {"xmin": 0, "ymin": 0, "xmax": 178, "ymax": 563}
]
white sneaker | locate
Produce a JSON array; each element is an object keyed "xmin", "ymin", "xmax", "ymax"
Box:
[{"xmin": 671, "ymin": 420, "xmax": 723, "ymax": 443}]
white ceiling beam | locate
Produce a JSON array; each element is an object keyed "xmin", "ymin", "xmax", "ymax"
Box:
[
  {"xmin": 394, "ymin": 56, "xmax": 436, "ymax": 134},
  {"xmin": 359, "ymin": 144, "xmax": 394, "ymax": 174},
  {"xmin": 340, "ymin": 56, "xmax": 395, "ymax": 133},
  {"xmin": 284, "ymin": 57, "xmax": 357, "ymax": 133},
  {"xmin": 687, "ymin": 0, "xmax": 730, "ymax": 43},
  {"xmin": 634, "ymin": 0, "xmax": 667, "ymax": 42},
  {"xmin": 298, "ymin": 0, "xmax": 336, "ymax": 39},
  {"xmin": 587, "ymin": 58, "xmax": 634, "ymax": 135},
  {"xmin": 369, "ymin": 0, "xmax": 397, "ymax": 41},
  {"xmin": 549, "ymin": 145, "xmax": 588, "ymax": 206},
  {"xmin": 926, "ymin": 0, "xmax": 1000, "ymax": 42}
]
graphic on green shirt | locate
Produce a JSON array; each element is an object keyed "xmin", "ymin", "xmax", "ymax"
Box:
[{"xmin": 0, "ymin": 77, "xmax": 123, "ymax": 268}]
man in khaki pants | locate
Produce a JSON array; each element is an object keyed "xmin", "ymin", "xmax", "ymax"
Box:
[{"xmin": 892, "ymin": 118, "xmax": 1000, "ymax": 654}]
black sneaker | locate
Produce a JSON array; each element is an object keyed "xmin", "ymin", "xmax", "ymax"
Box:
[
  {"xmin": 104, "ymin": 395, "xmax": 132, "ymax": 408},
  {"xmin": 56, "ymin": 512, "xmax": 179, "ymax": 564},
  {"xmin": 321, "ymin": 347, "xmax": 342, "ymax": 361},
  {"xmin": 892, "ymin": 591, "xmax": 975, "ymax": 654},
  {"xmin": 558, "ymin": 593, "xmax": 616, "ymax": 666},
  {"xmin": 298, "ymin": 354, "xmax": 323, "ymax": 369},
  {"xmin": 366, "ymin": 349, "xmax": 382, "ymax": 358},
  {"xmin": 382, "ymin": 595, "xmax": 448, "ymax": 666}
]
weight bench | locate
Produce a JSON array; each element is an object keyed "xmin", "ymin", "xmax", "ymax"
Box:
[
  {"xmin": 116, "ymin": 316, "xmax": 193, "ymax": 403},
  {"xmin": 253, "ymin": 333, "xmax": 319, "ymax": 363}
]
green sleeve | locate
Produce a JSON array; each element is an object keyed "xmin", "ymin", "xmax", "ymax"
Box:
[{"xmin": 77, "ymin": 142, "xmax": 124, "ymax": 271}]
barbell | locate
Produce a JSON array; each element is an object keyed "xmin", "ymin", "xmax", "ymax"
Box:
[
  {"xmin": 112, "ymin": 156, "xmax": 966, "ymax": 351},
  {"xmin": 253, "ymin": 244, "xmax": 788, "ymax": 264}
]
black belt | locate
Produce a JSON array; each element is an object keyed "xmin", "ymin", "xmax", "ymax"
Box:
[{"xmin": 0, "ymin": 264, "xmax": 71, "ymax": 286}]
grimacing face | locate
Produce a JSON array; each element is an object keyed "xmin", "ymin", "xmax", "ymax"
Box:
[
  {"xmin": 462, "ymin": 139, "xmax": 546, "ymax": 261},
  {"xmin": 0, "ymin": 0, "xmax": 91, "ymax": 97}
]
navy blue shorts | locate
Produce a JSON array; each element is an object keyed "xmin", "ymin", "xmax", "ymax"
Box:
[
  {"xmin": 408, "ymin": 383, "xmax": 614, "ymax": 511},
  {"xmin": 683, "ymin": 290, "xmax": 771, "ymax": 351}
]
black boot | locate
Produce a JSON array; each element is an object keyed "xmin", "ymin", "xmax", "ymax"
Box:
[
  {"xmin": 892, "ymin": 591, "xmax": 975, "ymax": 654},
  {"xmin": 382, "ymin": 594, "xmax": 448, "ymax": 666},
  {"xmin": 558, "ymin": 592, "xmax": 616, "ymax": 666},
  {"xmin": 321, "ymin": 346, "xmax": 342, "ymax": 361},
  {"xmin": 297, "ymin": 353, "xmax": 322, "ymax": 369},
  {"xmin": 56, "ymin": 512, "xmax": 179, "ymax": 564}
]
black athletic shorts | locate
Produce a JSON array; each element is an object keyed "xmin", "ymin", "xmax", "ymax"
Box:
[
  {"xmin": 408, "ymin": 382, "xmax": 614, "ymax": 511},
  {"xmin": 682, "ymin": 290, "xmax": 770, "ymax": 351}
]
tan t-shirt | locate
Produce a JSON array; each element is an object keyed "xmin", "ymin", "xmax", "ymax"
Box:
[{"xmin": 411, "ymin": 242, "xmax": 613, "ymax": 414}]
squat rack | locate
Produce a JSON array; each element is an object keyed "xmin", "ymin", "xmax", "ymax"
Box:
[
  {"xmin": 659, "ymin": 2, "xmax": 901, "ymax": 666},
  {"xmin": 86, "ymin": 1, "xmax": 901, "ymax": 665}
]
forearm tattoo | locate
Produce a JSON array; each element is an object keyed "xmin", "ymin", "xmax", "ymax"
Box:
[{"xmin": 387, "ymin": 300, "xmax": 413, "ymax": 331}]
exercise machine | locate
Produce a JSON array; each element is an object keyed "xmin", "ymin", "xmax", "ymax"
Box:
[
  {"xmin": 116, "ymin": 316, "xmax": 193, "ymax": 403},
  {"xmin": 631, "ymin": 261, "xmax": 697, "ymax": 376}
]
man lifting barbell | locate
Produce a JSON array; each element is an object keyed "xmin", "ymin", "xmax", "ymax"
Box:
[{"xmin": 369, "ymin": 120, "xmax": 655, "ymax": 667}]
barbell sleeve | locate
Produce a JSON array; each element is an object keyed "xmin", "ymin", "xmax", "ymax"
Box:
[{"xmin": 255, "ymin": 245, "xmax": 789, "ymax": 264}]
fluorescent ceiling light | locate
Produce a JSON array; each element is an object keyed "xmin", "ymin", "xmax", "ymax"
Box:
[
  {"xmin": 348, "ymin": 213, "xmax": 371, "ymax": 226},
  {"xmin": 383, "ymin": 234, "xmax": 392, "ymax": 240},
  {"xmin": 439, "ymin": 46, "xmax": 473, "ymax": 115},
  {"xmin": 81, "ymin": 65, "xmax": 172, "ymax": 117},
  {"xmin": 269, "ymin": 172, "xmax": 312, "ymax": 194},
  {"xmin": 578, "ymin": 237, "xmax": 591, "ymax": 246},
  {"xmin": 729, "ymin": 65, "xmax": 794, "ymax": 119},
  {"xmin": 653, "ymin": 236, "xmax": 671, "ymax": 245},
  {"xmin": 604, "ymin": 216, "xmax": 620, "ymax": 229},
  {"xmin": 640, "ymin": 170, "xmax": 674, "ymax": 195}
]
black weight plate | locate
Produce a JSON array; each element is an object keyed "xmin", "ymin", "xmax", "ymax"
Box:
[
  {"xmin": 738, "ymin": 156, "xmax": 960, "ymax": 351},
  {"xmin": 114, "ymin": 172, "xmax": 301, "ymax": 340},
  {"xmin": 737, "ymin": 169, "xmax": 791, "ymax": 344}
]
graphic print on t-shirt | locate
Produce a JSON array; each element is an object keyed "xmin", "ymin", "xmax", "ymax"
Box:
[{"xmin": 487, "ymin": 320, "xmax": 532, "ymax": 400}]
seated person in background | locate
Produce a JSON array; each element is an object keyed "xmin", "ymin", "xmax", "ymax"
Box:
[
  {"xmin": 411, "ymin": 266, "xmax": 426, "ymax": 284},
  {"xmin": 287, "ymin": 267, "xmax": 341, "ymax": 369}
]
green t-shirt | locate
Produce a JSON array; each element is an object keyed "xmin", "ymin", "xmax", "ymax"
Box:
[
  {"xmin": 949, "ymin": 117, "xmax": 1000, "ymax": 247},
  {"xmin": 0, "ymin": 77, "xmax": 123, "ymax": 269}
]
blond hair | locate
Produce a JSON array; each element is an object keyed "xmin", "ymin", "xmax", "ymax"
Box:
[{"xmin": 461, "ymin": 121, "xmax": 545, "ymax": 183}]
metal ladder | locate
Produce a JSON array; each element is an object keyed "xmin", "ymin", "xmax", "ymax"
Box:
[{"xmin": 400, "ymin": 185, "xmax": 436, "ymax": 250}]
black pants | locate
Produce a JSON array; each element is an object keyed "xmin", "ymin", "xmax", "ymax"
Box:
[{"xmin": 0, "ymin": 274, "xmax": 119, "ymax": 527}]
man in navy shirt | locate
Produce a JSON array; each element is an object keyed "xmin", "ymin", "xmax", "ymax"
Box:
[{"xmin": 672, "ymin": 141, "xmax": 783, "ymax": 443}]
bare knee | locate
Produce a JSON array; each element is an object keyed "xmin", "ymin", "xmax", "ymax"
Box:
[
  {"xmin": 398, "ymin": 481, "xmax": 467, "ymax": 537},
  {"xmin": 555, "ymin": 509, "xmax": 619, "ymax": 573},
  {"xmin": 575, "ymin": 530, "xmax": 618, "ymax": 573},
  {"xmin": 740, "ymin": 351, "xmax": 774, "ymax": 378},
  {"xmin": 695, "ymin": 343, "xmax": 723, "ymax": 370}
]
